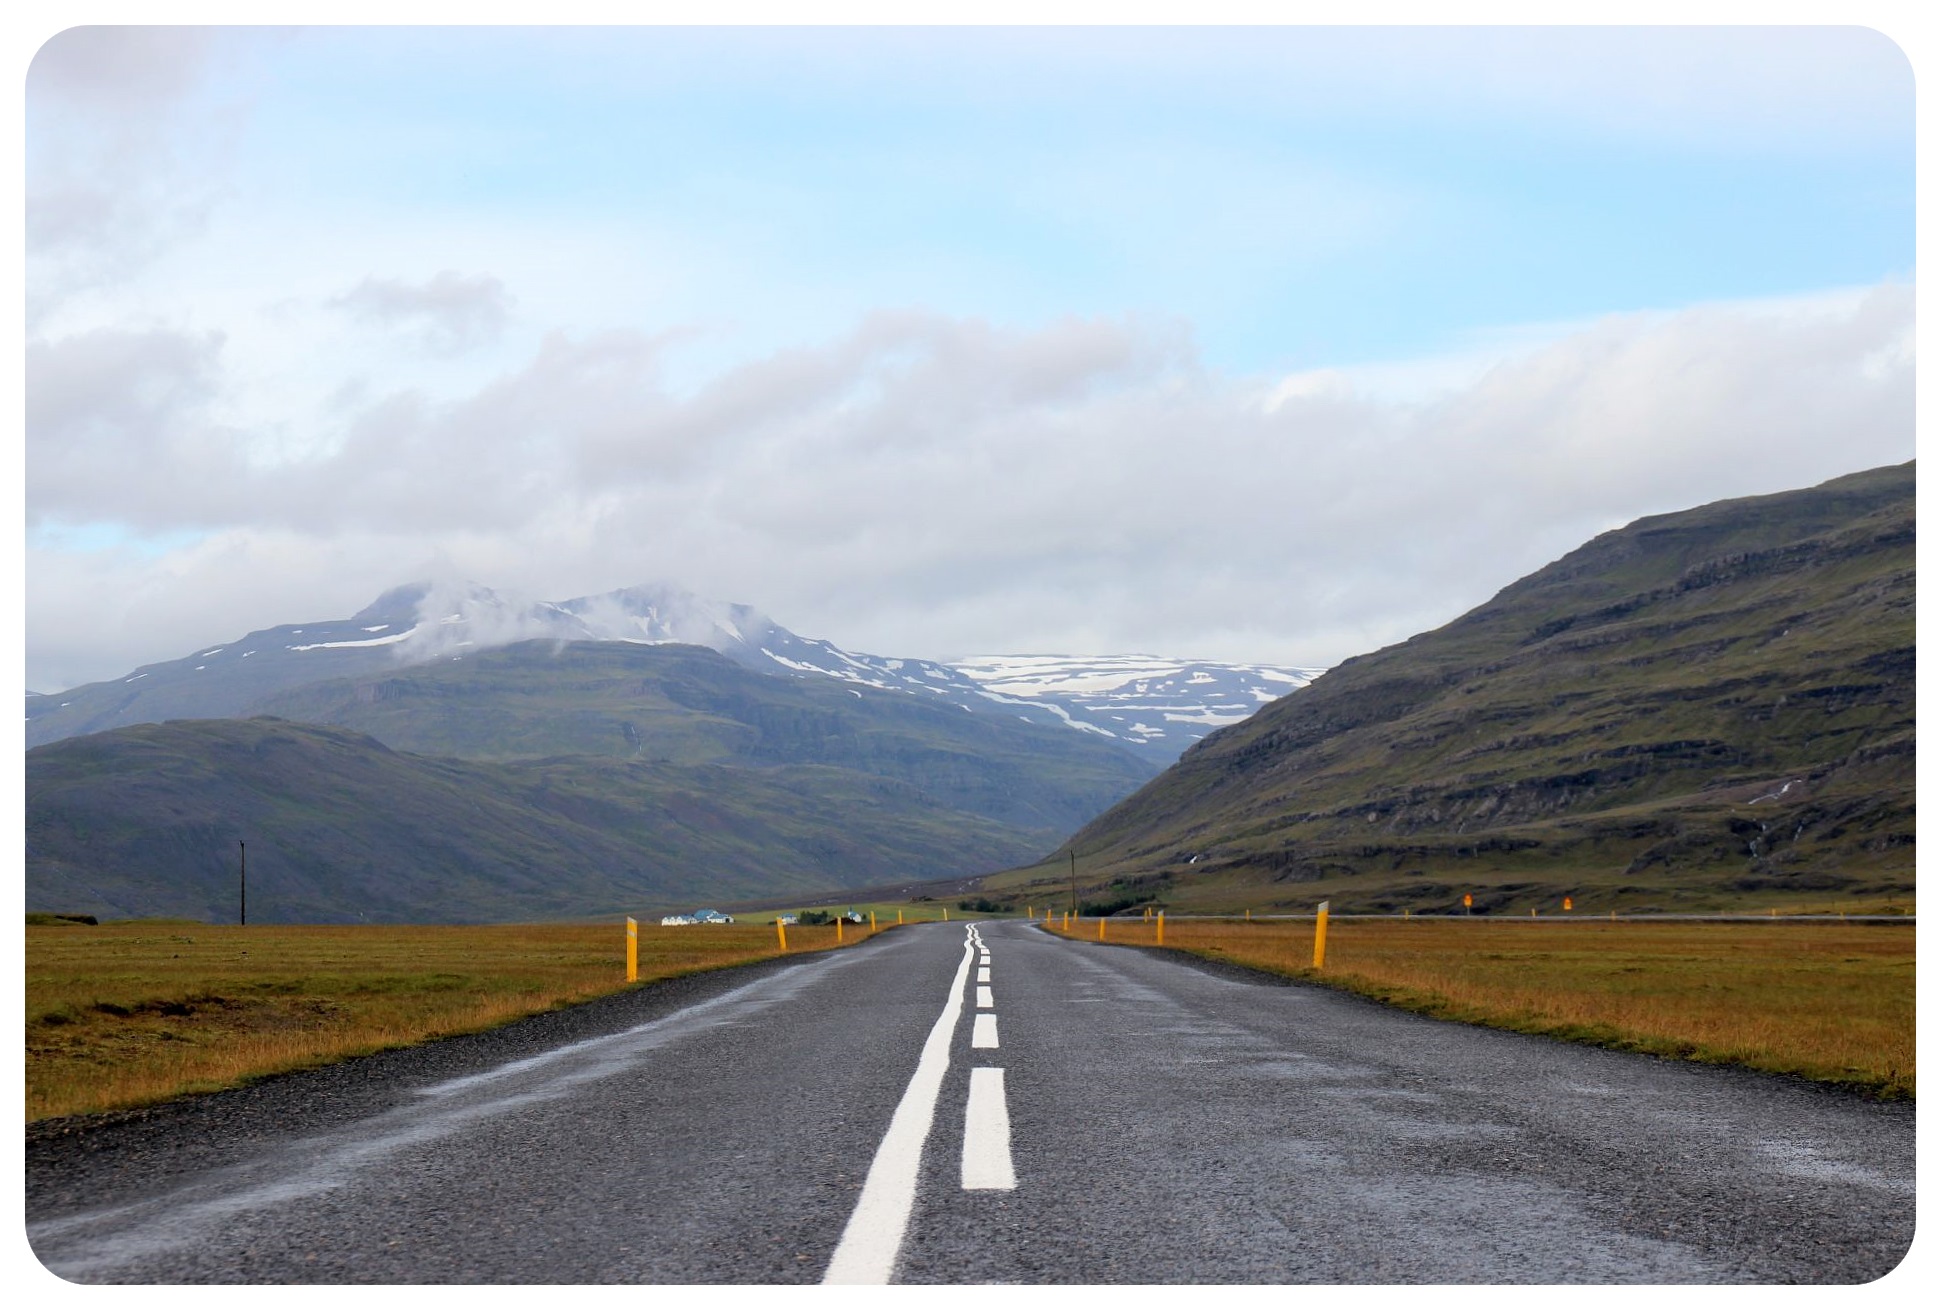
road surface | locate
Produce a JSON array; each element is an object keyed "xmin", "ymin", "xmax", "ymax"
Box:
[{"xmin": 25, "ymin": 920, "xmax": 1916, "ymax": 1283}]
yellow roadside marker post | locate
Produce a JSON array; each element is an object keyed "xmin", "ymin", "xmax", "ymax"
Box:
[
  {"xmin": 776, "ymin": 917, "xmax": 788, "ymax": 951},
  {"xmin": 944, "ymin": 908, "xmax": 950, "ymax": 922},
  {"xmin": 1245, "ymin": 908, "xmax": 1251, "ymax": 922},
  {"xmin": 626, "ymin": 917, "xmax": 638, "ymax": 982},
  {"xmin": 898, "ymin": 909, "xmax": 904, "ymax": 925},
  {"xmin": 1156, "ymin": 911, "xmax": 1165, "ymax": 945},
  {"xmin": 837, "ymin": 918, "xmax": 844, "ymax": 943},
  {"xmin": 1564, "ymin": 897, "xmax": 1574, "ymax": 912},
  {"xmin": 1313, "ymin": 901, "xmax": 1330, "ymax": 969},
  {"xmin": 1097, "ymin": 917, "xmax": 1105, "ymax": 941},
  {"xmin": 1463, "ymin": 893, "xmax": 1473, "ymax": 916},
  {"xmin": 871, "ymin": 911, "xmax": 878, "ymax": 933},
  {"xmin": 1531, "ymin": 907, "xmax": 1537, "ymax": 918}
]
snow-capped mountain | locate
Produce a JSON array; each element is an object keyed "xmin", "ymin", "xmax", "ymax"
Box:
[
  {"xmin": 951, "ymin": 654, "xmax": 1322, "ymax": 754},
  {"xmin": 25, "ymin": 581, "xmax": 1324, "ymax": 761}
]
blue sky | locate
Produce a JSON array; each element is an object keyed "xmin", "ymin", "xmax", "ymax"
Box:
[
  {"xmin": 20, "ymin": 21, "xmax": 1920, "ymax": 691},
  {"xmin": 207, "ymin": 25, "xmax": 1912, "ymax": 375}
]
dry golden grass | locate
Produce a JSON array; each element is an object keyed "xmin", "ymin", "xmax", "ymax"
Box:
[
  {"xmin": 26, "ymin": 919, "xmax": 875, "ymax": 1122},
  {"xmin": 1043, "ymin": 915, "xmax": 1914, "ymax": 1098}
]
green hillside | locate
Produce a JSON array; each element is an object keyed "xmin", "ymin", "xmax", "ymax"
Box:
[
  {"xmin": 1003, "ymin": 463, "xmax": 1915, "ymax": 915},
  {"xmin": 25, "ymin": 717, "xmax": 1056, "ymax": 923},
  {"xmin": 244, "ymin": 640, "xmax": 1153, "ymax": 836}
]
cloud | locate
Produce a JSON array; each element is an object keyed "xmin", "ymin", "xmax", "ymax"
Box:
[
  {"xmin": 25, "ymin": 282, "xmax": 1913, "ymax": 693},
  {"xmin": 25, "ymin": 27, "xmax": 253, "ymax": 324},
  {"xmin": 26, "ymin": 326, "xmax": 241, "ymax": 529},
  {"xmin": 331, "ymin": 271, "xmax": 515, "ymax": 354}
]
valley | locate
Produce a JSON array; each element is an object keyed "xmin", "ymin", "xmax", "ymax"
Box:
[{"xmin": 25, "ymin": 463, "xmax": 1916, "ymax": 926}]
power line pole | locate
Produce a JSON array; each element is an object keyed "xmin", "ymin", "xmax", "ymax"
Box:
[
  {"xmin": 1069, "ymin": 848, "xmax": 1077, "ymax": 914},
  {"xmin": 239, "ymin": 841, "xmax": 246, "ymax": 927}
]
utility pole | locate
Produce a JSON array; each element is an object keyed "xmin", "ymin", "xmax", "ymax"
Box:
[
  {"xmin": 239, "ymin": 841, "xmax": 246, "ymax": 926},
  {"xmin": 1069, "ymin": 848, "xmax": 1077, "ymax": 914}
]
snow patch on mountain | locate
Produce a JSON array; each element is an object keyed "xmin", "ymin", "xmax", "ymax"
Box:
[{"xmin": 26, "ymin": 579, "xmax": 1328, "ymax": 763}]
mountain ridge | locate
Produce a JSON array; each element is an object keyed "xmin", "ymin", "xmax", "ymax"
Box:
[
  {"xmin": 26, "ymin": 582, "xmax": 1319, "ymax": 764},
  {"xmin": 1003, "ymin": 462, "xmax": 1915, "ymax": 914}
]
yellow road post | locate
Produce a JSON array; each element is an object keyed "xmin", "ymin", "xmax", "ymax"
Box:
[
  {"xmin": 837, "ymin": 918, "xmax": 844, "ymax": 943},
  {"xmin": 898, "ymin": 909, "xmax": 904, "ymax": 925},
  {"xmin": 1313, "ymin": 901, "xmax": 1330, "ymax": 969},
  {"xmin": 1156, "ymin": 910, "xmax": 1165, "ymax": 945},
  {"xmin": 1098, "ymin": 917, "xmax": 1105, "ymax": 941},
  {"xmin": 1245, "ymin": 908, "xmax": 1251, "ymax": 922},
  {"xmin": 626, "ymin": 917, "xmax": 638, "ymax": 982},
  {"xmin": 870, "ymin": 911, "xmax": 877, "ymax": 933},
  {"xmin": 776, "ymin": 917, "xmax": 788, "ymax": 951},
  {"xmin": 944, "ymin": 907, "xmax": 950, "ymax": 922}
]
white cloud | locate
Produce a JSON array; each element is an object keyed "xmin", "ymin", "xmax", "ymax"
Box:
[
  {"xmin": 24, "ymin": 282, "xmax": 1913, "ymax": 693},
  {"xmin": 25, "ymin": 26, "xmax": 260, "ymax": 326}
]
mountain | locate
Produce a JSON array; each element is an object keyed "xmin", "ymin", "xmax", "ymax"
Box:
[
  {"xmin": 24, "ymin": 582, "xmax": 1317, "ymax": 763},
  {"xmin": 25, "ymin": 717, "xmax": 1050, "ymax": 924},
  {"xmin": 904, "ymin": 655, "xmax": 1322, "ymax": 764},
  {"xmin": 1009, "ymin": 463, "xmax": 1915, "ymax": 915},
  {"xmin": 242, "ymin": 640, "xmax": 1152, "ymax": 837}
]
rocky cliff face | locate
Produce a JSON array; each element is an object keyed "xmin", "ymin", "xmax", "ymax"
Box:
[{"xmin": 1045, "ymin": 463, "xmax": 1914, "ymax": 913}]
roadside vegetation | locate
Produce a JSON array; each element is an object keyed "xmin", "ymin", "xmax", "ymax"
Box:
[
  {"xmin": 1043, "ymin": 915, "xmax": 1914, "ymax": 1099},
  {"xmin": 25, "ymin": 917, "xmax": 884, "ymax": 1122}
]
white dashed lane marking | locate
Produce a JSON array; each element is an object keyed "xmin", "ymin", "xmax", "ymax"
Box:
[
  {"xmin": 976, "ymin": 985, "xmax": 994, "ymax": 1009},
  {"xmin": 972, "ymin": 1013, "xmax": 999, "ymax": 1048},
  {"xmin": 961, "ymin": 1067, "xmax": 1017, "ymax": 1190}
]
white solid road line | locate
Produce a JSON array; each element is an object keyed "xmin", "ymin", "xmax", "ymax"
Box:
[
  {"xmin": 961, "ymin": 1067, "xmax": 1017, "ymax": 1191},
  {"xmin": 976, "ymin": 985, "xmax": 994, "ymax": 1009},
  {"xmin": 972, "ymin": 1013, "xmax": 999, "ymax": 1048},
  {"xmin": 822, "ymin": 927, "xmax": 977, "ymax": 1285}
]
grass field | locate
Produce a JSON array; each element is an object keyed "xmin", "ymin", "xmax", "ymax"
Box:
[
  {"xmin": 25, "ymin": 918, "xmax": 881, "ymax": 1122},
  {"xmin": 1043, "ymin": 915, "xmax": 1915, "ymax": 1099}
]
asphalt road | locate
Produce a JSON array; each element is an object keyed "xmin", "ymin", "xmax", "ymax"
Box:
[{"xmin": 24, "ymin": 920, "xmax": 1917, "ymax": 1284}]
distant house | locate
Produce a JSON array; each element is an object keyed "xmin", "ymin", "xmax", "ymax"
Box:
[
  {"xmin": 658, "ymin": 908, "xmax": 736, "ymax": 925},
  {"xmin": 776, "ymin": 914, "xmax": 799, "ymax": 926}
]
